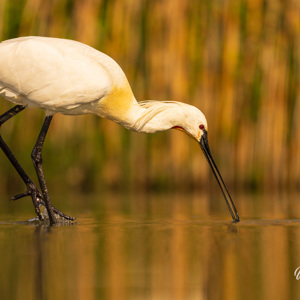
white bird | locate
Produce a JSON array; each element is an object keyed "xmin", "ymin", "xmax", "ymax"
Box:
[{"xmin": 0, "ymin": 36, "xmax": 239, "ymax": 224}]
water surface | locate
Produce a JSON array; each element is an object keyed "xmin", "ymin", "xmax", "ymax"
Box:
[{"xmin": 0, "ymin": 191, "xmax": 300, "ymax": 300}]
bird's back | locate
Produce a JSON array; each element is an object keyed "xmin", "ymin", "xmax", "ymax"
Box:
[{"xmin": 0, "ymin": 36, "xmax": 131, "ymax": 115}]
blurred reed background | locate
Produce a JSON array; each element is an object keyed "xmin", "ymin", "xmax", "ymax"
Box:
[{"xmin": 0, "ymin": 0, "xmax": 299, "ymax": 195}]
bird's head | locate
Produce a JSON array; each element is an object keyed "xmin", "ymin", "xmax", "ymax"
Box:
[{"xmin": 171, "ymin": 104, "xmax": 208, "ymax": 142}]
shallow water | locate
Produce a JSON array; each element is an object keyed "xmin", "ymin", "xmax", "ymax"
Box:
[{"xmin": 1, "ymin": 191, "xmax": 300, "ymax": 300}]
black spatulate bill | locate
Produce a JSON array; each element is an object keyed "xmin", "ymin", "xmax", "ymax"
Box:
[{"xmin": 199, "ymin": 129, "xmax": 239, "ymax": 222}]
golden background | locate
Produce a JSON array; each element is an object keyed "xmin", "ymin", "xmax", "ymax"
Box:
[
  {"xmin": 0, "ymin": 0, "xmax": 299, "ymax": 193},
  {"xmin": 0, "ymin": 2, "xmax": 300, "ymax": 299}
]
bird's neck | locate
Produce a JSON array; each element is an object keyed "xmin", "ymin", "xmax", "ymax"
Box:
[
  {"xmin": 118, "ymin": 100, "xmax": 184, "ymax": 134},
  {"xmin": 96, "ymin": 82, "xmax": 181, "ymax": 133},
  {"xmin": 129, "ymin": 101, "xmax": 175, "ymax": 133},
  {"xmin": 97, "ymin": 98, "xmax": 174, "ymax": 133}
]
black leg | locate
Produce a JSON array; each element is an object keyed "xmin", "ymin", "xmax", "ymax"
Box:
[
  {"xmin": 0, "ymin": 105, "xmax": 25, "ymax": 125},
  {"xmin": 0, "ymin": 105, "xmax": 44, "ymax": 219},
  {"xmin": 31, "ymin": 116, "xmax": 57, "ymax": 225},
  {"xmin": 0, "ymin": 106, "xmax": 75, "ymax": 223}
]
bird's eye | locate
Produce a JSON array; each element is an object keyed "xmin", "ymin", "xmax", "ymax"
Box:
[{"xmin": 199, "ymin": 124, "xmax": 205, "ymax": 130}]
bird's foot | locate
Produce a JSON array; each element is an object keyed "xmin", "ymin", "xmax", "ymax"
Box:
[
  {"xmin": 36, "ymin": 203, "xmax": 76, "ymax": 224},
  {"xmin": 11, "ymin": 183, "xmax": 45, "ymax": 221},
  {"xmin": 11, "ymin": 191, "xmax": 32, "ymax": 201},
  {"xmin": 51, "ymin": 206, "xmax": 76, "ymax": 222},
  {"xmin": 11, "ymin": 184, "xmax": 75, "ymax": 224},
  {"xmin": 11, "ymin": 182, "xmax": 44, "ymax": 202}
]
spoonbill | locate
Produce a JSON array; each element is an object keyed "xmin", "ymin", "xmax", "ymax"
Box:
[{"xmin": 0, "ymin": 36, "xmax": 239, "ymax": 224}]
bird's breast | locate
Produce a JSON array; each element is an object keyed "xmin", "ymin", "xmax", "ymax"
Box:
[{"xmin": 97, "ymin": 83, "xmax": 136, "ymax": 121}]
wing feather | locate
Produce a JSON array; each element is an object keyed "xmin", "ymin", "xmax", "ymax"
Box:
[{"xmin": 0, "ymin": 37, "xmax": 112, "ymax": 111}]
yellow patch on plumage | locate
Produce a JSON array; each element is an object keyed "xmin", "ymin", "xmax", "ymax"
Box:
[{"xmin": 98, "ymin": 82, "xmax": 135, "ymax": 121}]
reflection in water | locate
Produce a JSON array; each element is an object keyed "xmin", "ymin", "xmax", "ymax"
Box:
[{"xmin": 0, "ymin": 192, "xmax": 300, "ymax": 299}]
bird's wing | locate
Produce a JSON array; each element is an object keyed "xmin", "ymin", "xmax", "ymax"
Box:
[{"xmin": 0, "ymin": 37, "xmax": 113, "ymax": 111}]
